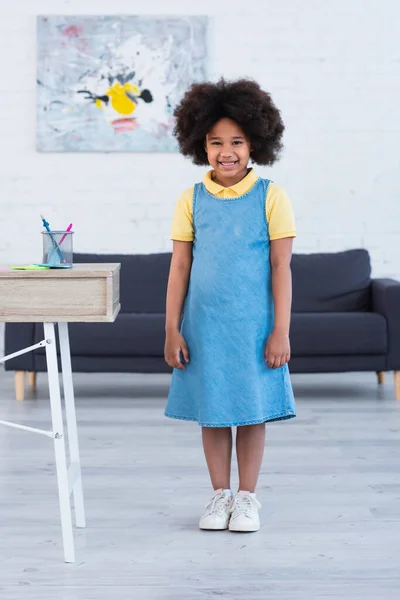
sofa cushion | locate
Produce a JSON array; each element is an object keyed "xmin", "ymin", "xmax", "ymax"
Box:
[
  {"xmin": 74, "ymin": 253, "xmax": 171, "ymax": 314},
  {"xmin": 291, "ymin": 249, "xmax": 371, "ymax": 312},
  {"xmin": 34, "ymin": 314, "xmax": 165, "ymax": 357},
  {"xmin": 290, "ymin": 312, "xmax": 387, "ymax": 356}
]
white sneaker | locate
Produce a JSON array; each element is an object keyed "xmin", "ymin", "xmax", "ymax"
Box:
[
  {"xmin": 229, "ymin": 492, "xmax": 262, "ymax": 532},
  {"xmin": 199, "ymin": 489, "xmax": 233, "ymax": 530}
]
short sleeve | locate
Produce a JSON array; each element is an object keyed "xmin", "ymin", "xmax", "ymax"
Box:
[
  {"xmin": 170, "ymin": 187, "xmax": 194, "ymax": 242},
  {"xmin": 266, "ymin": 183, "xmax": 296, "ymax": 241}
]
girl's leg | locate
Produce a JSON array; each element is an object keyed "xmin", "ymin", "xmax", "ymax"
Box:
[
  {"xmin": 236, "ymin": 423, "xmax": 266, "ymax": 492},
  {"xmin": 202, "ymin": 427, "xmax": 233, "ymax": 490}
]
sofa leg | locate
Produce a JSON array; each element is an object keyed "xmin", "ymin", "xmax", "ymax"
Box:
[
  {"xmin": 15, "ymin": 371, "xmax": 25, "ymax": 401},
  {"xmin": 29, "ymin": 372, "xmax": 37, "ymax": 392},
  {"xmin": 395, "ymin": 372, "xmax": 400, "ymax": 401},
  {"xmin": 377, "ymin": 371, "xmax": 385, "ymax": 385}
]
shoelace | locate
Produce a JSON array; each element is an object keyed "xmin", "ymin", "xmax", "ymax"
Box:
[
  {"xmin": 230, "ymin": 494, "xmax": 260, "ymax": 518},
  {"xmin": 204, "ymin": 491, "xmax": 232, "ymax": 517}
]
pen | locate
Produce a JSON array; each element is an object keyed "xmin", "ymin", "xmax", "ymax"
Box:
[
  {"xmin": 47, "ymin": 223, "xmax": 73, "ymax": 264},
  {"xmin": 40, "ymin": 214, "xmax": 65, "ymax": 263},
  {"xmin": 58, "ymin": 223, "xmax": 73, "ymax": 246}
]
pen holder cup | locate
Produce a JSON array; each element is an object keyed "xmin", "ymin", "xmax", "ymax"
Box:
[{"xmin": 42, "ymin": 231, "xmax": 74, "ymax": 267}]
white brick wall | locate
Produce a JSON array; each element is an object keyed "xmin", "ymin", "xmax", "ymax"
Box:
[{"xmin": 1, "ymin": 0, "xmax": 400, "ymax": 278}]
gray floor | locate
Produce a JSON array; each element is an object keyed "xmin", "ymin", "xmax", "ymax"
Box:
[{"xmin": 0, "ymin": 369, "xmax": 399, "ymax": 599}]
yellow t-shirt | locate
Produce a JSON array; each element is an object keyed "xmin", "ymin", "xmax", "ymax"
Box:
[{"xmin": 170, "ymin": 168, "xmax": 296, "ymax": 242}]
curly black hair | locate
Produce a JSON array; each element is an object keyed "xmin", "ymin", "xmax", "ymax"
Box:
[{"xmin": 173, "ymin": 78, "xmax": 285, "ymax": 166}]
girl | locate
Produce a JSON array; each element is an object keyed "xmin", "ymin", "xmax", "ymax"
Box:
[{"xmin": 164, "ymin": 78, "xmax": 296, "ymax": 533}]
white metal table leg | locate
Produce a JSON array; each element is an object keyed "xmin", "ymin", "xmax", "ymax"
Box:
[
  {"xmin": 44, "ymin": 322, "xmax": 75, "ymax": 563},
  {"xmin": 58, "ymin": 321, "xmax": 86, "ymax": 529}
]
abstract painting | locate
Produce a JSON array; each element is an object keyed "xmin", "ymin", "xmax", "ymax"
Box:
[{"xmin": 36, "ymin": 16, "xmax": 207, "ymax": 152}]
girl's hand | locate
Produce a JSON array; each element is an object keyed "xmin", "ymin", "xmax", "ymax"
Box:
[
  {"xmin": 265, "ymin": 330, "xmax": 290, "ymax": 369},
  {"xmin": 164, "ymin": 330, "xmax": 190, "ymax": 370}
]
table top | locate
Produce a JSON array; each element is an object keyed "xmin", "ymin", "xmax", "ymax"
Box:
[{"xmin": 0, "ymin": 263, "xmax": 120, "ymax": 279}]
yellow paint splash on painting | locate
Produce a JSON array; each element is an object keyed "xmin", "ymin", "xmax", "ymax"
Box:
[{"xmin": 95, "ymin": 82, "xmax": 141, "ymax": 115}]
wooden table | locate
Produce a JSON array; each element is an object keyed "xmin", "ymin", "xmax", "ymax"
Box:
[{"xmin": 0, "ymin": 264, "xmax": 121, "ymax": 563}]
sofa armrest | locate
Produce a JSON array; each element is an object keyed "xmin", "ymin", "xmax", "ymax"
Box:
[
  {"xmin": 4, "ymin": 323, "xmax": 35, "ymax": 371},
  {"xmin": 372, "ymin": 279, "xmax": 400, "ymax": 370}
]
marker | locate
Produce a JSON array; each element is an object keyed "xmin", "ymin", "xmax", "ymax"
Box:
[{"xmin": 40, "ymin": 214, "xmax": 65, "ymax": 263}]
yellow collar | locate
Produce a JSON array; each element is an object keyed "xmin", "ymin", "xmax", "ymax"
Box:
[{"xmin": 203, "ymin": 168, "xmax": 259, "ymax": 196}]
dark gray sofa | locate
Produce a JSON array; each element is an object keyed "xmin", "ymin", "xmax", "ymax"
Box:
[{"xmin": 4, "ymin": 249, "xmax": 400, "ymax": 399}]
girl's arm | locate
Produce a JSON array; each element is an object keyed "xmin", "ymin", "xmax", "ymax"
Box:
[
  {"xmin": 265, "ymin": 237, "xmax": 294, "ymax": 369},
  {"xmin": 165, "ymin": 241, "xmax": 193, "ymax": 370}
]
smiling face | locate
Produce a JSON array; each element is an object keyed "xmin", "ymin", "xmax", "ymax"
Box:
[{"xmin": 205, "ymin": 118, "xmax": 251, "ymax": 186}]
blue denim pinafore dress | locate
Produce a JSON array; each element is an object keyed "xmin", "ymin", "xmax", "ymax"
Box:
[{"xmin": 165, "ymin": 177, "xmax": 296, "ymax": 427}]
